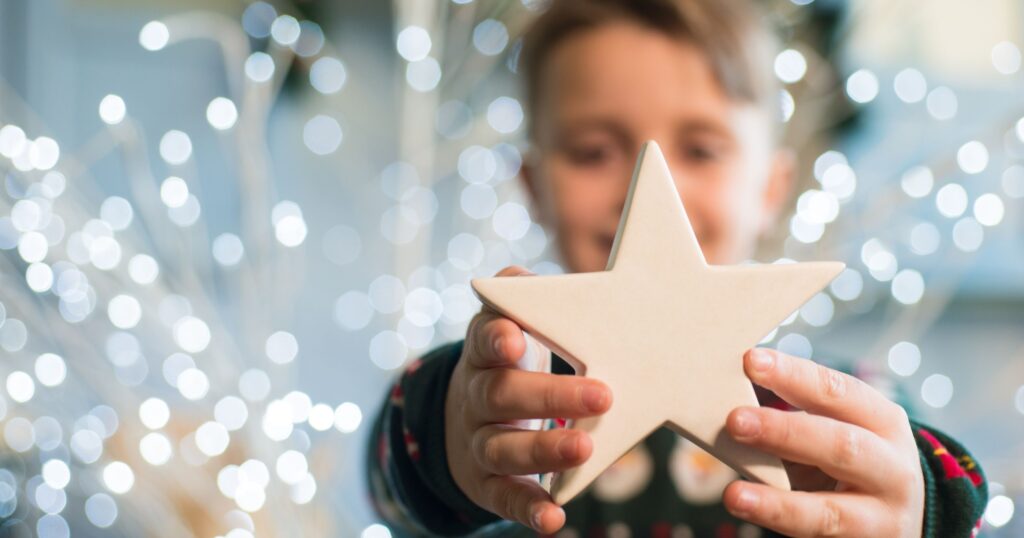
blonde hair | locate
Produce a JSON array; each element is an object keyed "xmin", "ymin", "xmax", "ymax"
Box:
[{"xmin": 519, "ymin": 0, "xmax": 781, "ymax": 141}]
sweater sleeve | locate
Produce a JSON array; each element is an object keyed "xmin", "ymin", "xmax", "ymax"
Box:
[
  {"xmin": 365, "ymin": 340, "xmax": 513, "ymax": 536},
  {"xmin": 912, "ymin": 421, "xmax": 987, "ymax": 537}
]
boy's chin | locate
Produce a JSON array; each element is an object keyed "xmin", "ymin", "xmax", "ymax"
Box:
[{"xmin": 564, "ymin": 245, "xmax": 610, "ymax": 274}]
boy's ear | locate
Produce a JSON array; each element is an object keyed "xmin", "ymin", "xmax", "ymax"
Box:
[
  {"xmin": 518, "ymin": 150, "xmax": 548, "ymax": 227},
  {"xmin": 759, "ymin": 148, "xmax": 797, "ymax": 234}
]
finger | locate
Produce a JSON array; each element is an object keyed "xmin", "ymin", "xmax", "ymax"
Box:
[
  {"xmin": 463, "ymin": 266, "xmax": 535, "ymax": 369},
  {"xmin": 479, "ymin": 474, "xmax": 565, "ymax": 534},
  {"xmin": 469, "ymin": 368, "xmax": 612, "ymax": 422},
  {"xmin": 728, "ymin": 407, "xmax": 897, "ymax": 492},
  {"xmin": 744, "ymin": 348, "xmax": 908, "ymax": 435},
  {"xmin": 472, "ymin": 424, "xmax": 592, "ymax": 475},
  {"xmin": 494, "ymin": 265, "xmax": 533, "ymax": 278},
  {"xmin": 464, "ymin": 311, "xmax": 527, "ymax": 369},
  {"xmin": 723, "ymin": 481, "xmax": 886, "ymax": 537}
]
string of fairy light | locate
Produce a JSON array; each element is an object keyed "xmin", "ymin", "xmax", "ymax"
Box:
[{"xmin": 0, "ymin": 0, "xmax": 1021, "ymax": 536}]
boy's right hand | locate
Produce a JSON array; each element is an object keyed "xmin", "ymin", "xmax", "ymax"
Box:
[{"xmin": 444, "ymin": 266, "xmax": 613, "ymax": 534}]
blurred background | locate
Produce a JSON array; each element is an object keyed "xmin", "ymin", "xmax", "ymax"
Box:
[{"xmin": 0, "ymin": 0, "xmax": 1021, "ymax": 536}]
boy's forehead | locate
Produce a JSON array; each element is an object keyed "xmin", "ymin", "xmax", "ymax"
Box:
[
  {"xmin": 538, "ymin": 23, "xmax": 766, "ymax": 142},
  {"xmin": 547, "ymin": 24, "xmax": 719, "ymax": 96}
]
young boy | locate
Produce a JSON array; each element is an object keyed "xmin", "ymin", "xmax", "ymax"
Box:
[{"xmin": 367, "ymin": 0, "xmax": 987, "ymax": 536}]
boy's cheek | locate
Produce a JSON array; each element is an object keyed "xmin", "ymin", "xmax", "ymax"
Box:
[
  {"xmin": 696, "ymin": 186, "xmax": 767, "ymax": 264},
  {"xmin": 556, "ymin": 229, "xmax": 610, "ymax": 273}
]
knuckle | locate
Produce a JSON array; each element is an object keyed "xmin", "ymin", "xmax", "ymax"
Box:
[
  {"xmin": 833, "ymin": 427, "xmax": 862, "ymax": 467},
  {"xmin": 888, "ymin": 450, "xmax": 919, "ymax": 489},
  {"xmin": 448, "ymin": 369, "xmax": 476, "ymax": 429},
  {"xmin": 516, "ymin": 488, "xmax": 536, "ymax": 526},
  {"xmin": 506, "ymin": 484, "xmax": 529, "ymax": 524},
  {"xmin": 531, "ymin": 433, "xmax": 550, "ymax": 467},
  {"xmin": 889, "ymin": 402, "xmax": 910, "ymax": 426},
  {"xmin": 543, "ymin": 381, "xmax": 563, "ymax": 415},
  {"xmin": 894, "ymin": 468, "xmax": 918, "ymax": 493},
  {"xmin": 469, "ymin": 373, "xmax": 501, "ymax": 419},
  {"xmin": 765, "ymin": 495, "xmax": 787, "ymax": 525},
  {"xmin": 495, "ymin": 482, "xmax": 517, "ymax": 519},
  {"xmin": 467, "ymin": 311, "xmax": 488, "ymax": 338},
  {"xmin": 893, "ymin": 500, "xmax": 919, "ymax": 536},
  {"xmin": 470, "ymin": 428, "xmax": 491, "ymax": 468},
  {"xmin": 770, "ymin": 412, "xmax": 791, "ymax": 446},
  {"xmin": 770, "ymin": 348, "xmax": 788, "ymax": 378},
  {"xmin": 465, "ymin": 314, "xmax": 491, "ymax": 361},
  {"xmin": 483, "ymin": 371, "xmax": 512, "ymax": 411},
  {"xmin": 817, "ymin": 366, "xmax": 848, "ymax": 400},
  {"xmin": 817, "ymin": 499, "xmax": 843, "ymax": 536},
  {"xmin": 466, "ymin": 370, "xmax": 488, "ymax": 409},
  {"xmin": 469, "ymin": 369, "xmax": 501, "ymax": 411},
  {"xmin": 479, "ymin": 432, "xmax": 503, "ymax": 472}
]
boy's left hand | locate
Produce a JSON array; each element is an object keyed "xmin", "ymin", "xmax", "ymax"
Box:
[{"xmin": 723, "ymin": 348, "xmax": 925, "ymax": 538}]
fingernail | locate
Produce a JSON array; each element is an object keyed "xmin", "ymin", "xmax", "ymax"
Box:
[
  {"xmin": 749, "ymin": 349, "xmax": 774, "ymax": 372},
  {"xmin": 582, "ymin": 385, "xmax": 608, "ymax": 412},
  {"xmin": 531, "ymin": 507, "xmax": 545, "ymax": 531},
  {"xmin": 493, "ymin": 336, "xmax": 504, "ymax": 357},
  {"xmin": 732, "ymin": 410, "xmax": 761, "ymax": 438},
  {"xmin": 556, "ymin": 433, "xmax": 578, "ymax": 460},
  {"xmin": 734, "ymin": 487, "xmax": 759, "ymax": 513}
]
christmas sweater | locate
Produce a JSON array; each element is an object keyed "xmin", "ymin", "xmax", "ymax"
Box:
[{"xmin": 366, "ymin": 340, "xmax": 987, "ymax": 537}]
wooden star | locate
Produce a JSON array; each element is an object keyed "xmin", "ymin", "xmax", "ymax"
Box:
[{"xmin": 471, "ymin": 141, "xmax": 845, "ymax": 505}]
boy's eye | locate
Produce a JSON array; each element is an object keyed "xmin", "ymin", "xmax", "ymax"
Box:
[
  {"xmin": 566, "ymin": 145, "xmax": 611, "ymax": 165},
  {"xmin": 683, "ymin": 144, "xmax": 718, "ymax": 162}
]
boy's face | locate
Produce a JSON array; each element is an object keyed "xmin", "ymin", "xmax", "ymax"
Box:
[{"xmin": 522, "ymin": 23, "xmax": 793, "ymax": 273}]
